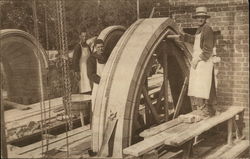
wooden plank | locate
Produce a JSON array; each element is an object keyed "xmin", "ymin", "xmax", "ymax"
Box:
[
  {"xmin": 3, "ymin": 100, "xmax": 31, "ymax": 110},
  {"xmin": 7, "ymin": 117, "xmax": 81, "ymax": 144},
  {"xmin": 123, "ymin": 123, "xmax": 191, "ymax": 157},
  {"xmin": 164, "ymin": 106, "xmax": 245, "ymax": 146},
  {"xmin": 49, "ymin": 136, "xmax": 92, "ymax": 158},
  {"xmin": 5, "ymin": 94, "xmax": 91, "ymax": 133},
  {"xmin": 139, "ymin": 118, "xmax": 181, "ymax": 138},
  {"xmin": 5, "ymin": 97, "xmax": 62, "ymax": 123},
  {"xmin": 125, "ymin": 108, "xmax": 217, "ymax": 156},
  {"xmin": 204, "ymin": 140, "xmax": 249, "ymax": 159},
  {"xmin": 14, "ymin": 126, "xmax": 88, "ymax": 155},
  {"xmin": 98, "ymin": 118, "xmax": 118, "ymax": 156},
  {"xmin": 159, "ymin": 137, "xmax": 204, "ymax": 159},
  {"xmin": 24, "ymin": 132, "xmax": 92, "ymax": 159},
  {"xmin": 162, "ymin": 128, "xmax": 232, "ymax": 159},
  {"xmin": 219, "ymin": 140, "xmax": 249, "ymax": 159},
  {"xmin": 14, "ymin": 125, "xmax": 90, "ymax": 155},
  {"xmin": 5, "ymin": 94, "xmax": 91, "ymax": 124}
]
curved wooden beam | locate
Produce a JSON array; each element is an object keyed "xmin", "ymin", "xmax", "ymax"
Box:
[
  {"xmin": 0, "ymin": 29, "xmax": 49, "ymax": 69},
  {"xmin": 92, "ymin": 18, "xmax": 186, "ymax": 157}
]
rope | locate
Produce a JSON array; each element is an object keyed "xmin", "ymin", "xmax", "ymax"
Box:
[
  {"xmin": 32, "ymin": 0, "xmax": 52, "ymax": 157},
  {"xmin": 32, "ymin": 0, "xmax": 46, "ymax": 157},
  {"xmin": 44, "ymin": 1, "xmax": 52, "ymax": 155}
]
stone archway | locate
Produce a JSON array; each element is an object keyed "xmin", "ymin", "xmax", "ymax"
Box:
[{"xmin": 0, "ymin": 29, "xmax": 48, "ymax": 105}]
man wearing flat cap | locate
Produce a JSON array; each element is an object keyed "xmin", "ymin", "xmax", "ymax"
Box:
[{"xmin": 181, "ymin": 6, "xmax": 216, "ymax": 118}]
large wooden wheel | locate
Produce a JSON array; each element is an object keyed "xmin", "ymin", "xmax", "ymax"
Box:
[
  {"xmin": 98, "ymin": 25, "xmax": 126, "ymax": 59},
  {"xmin": 92, "ymin": 18, "xmax": 193, "ymax": 158},
  {"xmin": 0, "ymin": 29, "xmax": 48, "ymax": 104}
]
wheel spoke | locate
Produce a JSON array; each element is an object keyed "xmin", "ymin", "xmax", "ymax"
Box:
[
  {"xmin": 155, "ymin": 82, "xmax": 164, "ymax": 112},
  {"xmin": 163, "ymin": 45, "xmax": 169, "ymax": 121},
  {"xmin": 142, "ymin": 86, "xmax": 161, "ymax": 124}
]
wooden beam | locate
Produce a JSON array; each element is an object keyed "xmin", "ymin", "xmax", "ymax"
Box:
[
  {"xmin": 232, "ymin": 117, "xmax": 241, "ymax": 140},
  {"xmin": 173, "ymin": 77, "xmax": 188, "ymax": 119},
  {"xmin": 98, "ymin": 118, "xmax": 118, "ymax": 157},
  {"xmin": 15, "ymin": 125, "xmax": 90, "ymax": 157},
  {"xmin": 182, "ymin": 139, "xmax": 194, "ymax": 159},
  {"xmin": 1, "ymin": 91, "xmax": 8, "ymax": 158},
  {"xmin": 219, "ymin": 140, "xmax": 249, "ymax": 159},
  {"xmin": 3, "ymin": 99, "xmax": 31, "ymax": 110},
  {"xmin": 142, "ymin": 86, "xmax": 161, "ymax": 124},
  {"xmin": 139, "ymin": 118, "xmax": 181, "ymax": 138},
  {"xmin": 163, "ymin": 51, "xmax": 169, "ymax": 121},
  {"xmin": 137, "ymin": 0, "xmax": 140, "ymax": 19},
  {"xmin": 7, "ymin": 117, "xmax": 81, "ymax": 144},
  {"xmin": 154, "ymin": 83, "xmax": 164, "ymax": 112},
  {"xmin": 5, "ymin": 94, "xmax": 91, "ymax": 128},
  {"xmin": 168, "ymin": 41, "xmax": 189, "ymax": 77},
  {"xmin": 124, "ymin": 107, "xmax": 245, "ymax": 157},
  {"xmin": 123, "ymin": 123, "xmax": 190, "ymax": 157},
  {"xmin": 164, "ymin": 107, "xmax": 245, "ymax": 146},
  {"xmin": 204, "ymin": 140, "xmax": 249, "ymax": 159},
  {"xmin": 227, "ymin": 118, "xmax": 233, "ymax": 145}
]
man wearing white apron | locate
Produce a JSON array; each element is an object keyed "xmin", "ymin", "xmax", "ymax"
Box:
[
  {"xmin": 87, "ymin": 39, "xmax": 107, "ymax": 112},
  {"xmin": 72, "ymin": 29, "xmax": 92, "ymax": 94},
  {"xmin": 72, "ymin": 29, "xmax": 92, "ymax": 126},
  {"xmin": 183, "ymin": 7, "xmax": 216, "ymax": 117}
]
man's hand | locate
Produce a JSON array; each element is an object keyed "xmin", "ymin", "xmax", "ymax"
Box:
[
  {"xmin": 178, "ymin": 25, "xmax": 185, "ymax": 42},
  {"xmin": 179, "ymin": 34, "xmax": 185, "ymax": 42},
  {"xmin": 191, "ymin": 57, "xmax": 201, "ymax": 69},
  {"xmin": 74, "ymin": 72, "xmax": 80, "ymax": 81}
]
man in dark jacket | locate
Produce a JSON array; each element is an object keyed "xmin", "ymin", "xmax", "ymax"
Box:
[
  {"xmin": 181, "ymin": 7, "xmax": 217, "ymax": 118},
  {"xmin": 87, "ymin": 39, "xmax": 107, "ymax": 111},
  {"xmin": 72, "ymin": 28, "xmax": 92, "ymax": 94},
  {"xmin": 87, "ymin": 39, "xmax": 107, "ymax": 84}
]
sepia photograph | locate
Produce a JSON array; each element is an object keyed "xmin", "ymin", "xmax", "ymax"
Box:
[{"xmin": 0, "ymin": 0, "xmax": 249, "ymax": 158}]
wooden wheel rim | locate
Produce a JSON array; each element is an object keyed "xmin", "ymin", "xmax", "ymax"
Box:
[{"xmin": 92, "ymin": 18, "xmax": 191, "ymax": 157}]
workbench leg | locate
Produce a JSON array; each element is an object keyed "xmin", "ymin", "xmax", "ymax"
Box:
[
  {"xmin": 1, "ymin": 90, "xmax": 8, "ymax": 158},
  {"xmin": 236, "ymin": 111, "xmax": 244, "ymax": 139},
  {"xmin": 143, "ymin": 149, "xmax": 158, "ymax": 159},
  {"xmin": 227, "ymin": 118, "xmax": 233, "ymax": 145},
  {"xmin": 182, "ymin": 139, "xmax": 194, "ymax": 159}
]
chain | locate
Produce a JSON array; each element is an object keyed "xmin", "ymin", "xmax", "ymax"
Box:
[
  {"xmin": 56, "ymin": 0, "xmax": 73, "ymax": 156},
  {"xmin": 62, "ymin": 0, "xmax": 73, "ymax": 132}
]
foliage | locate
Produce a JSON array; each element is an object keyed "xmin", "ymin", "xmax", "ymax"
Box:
[
  {"xmin": 1, "ymin": 0, "xmax": 155, "ymax": 98},
  {"xmin": 1, "ymin": 0, "xmax": 154, "ymax": 49}
]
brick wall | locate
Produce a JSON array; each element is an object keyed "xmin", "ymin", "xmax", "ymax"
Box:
[{"xmin": 158, "ymin": 0, "xmax": 249, "ymax": 136}]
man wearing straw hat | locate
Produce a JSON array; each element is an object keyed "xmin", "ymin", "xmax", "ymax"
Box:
[{"xmin": 181, "ymin": 6, "xmax": 217, "ymax": 118}]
